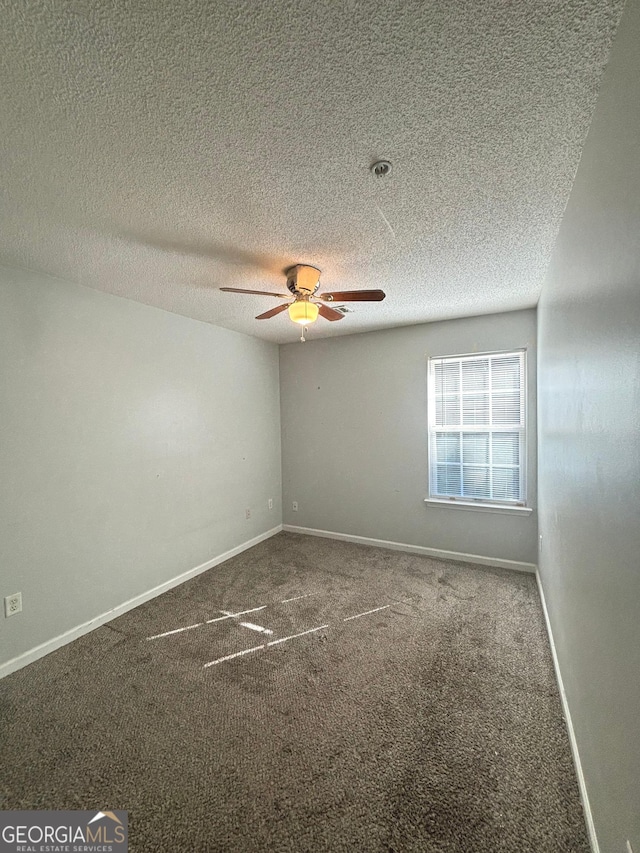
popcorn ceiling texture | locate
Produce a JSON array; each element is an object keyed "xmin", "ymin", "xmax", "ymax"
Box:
[{"xmin": 0, "ymin": 0, "xmax": 624, "ymax": 343}]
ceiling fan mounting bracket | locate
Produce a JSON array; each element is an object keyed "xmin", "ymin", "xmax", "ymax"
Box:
[{"xmin": 285, "ymin": 264, "xmax": 321, "ymax": 296}]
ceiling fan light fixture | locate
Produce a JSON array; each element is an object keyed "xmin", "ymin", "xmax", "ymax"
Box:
[{"xmin": 288, "ymin": 300, "xmax": 319, "ymax": 325}]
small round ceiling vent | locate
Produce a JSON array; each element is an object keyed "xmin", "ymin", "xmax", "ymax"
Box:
[{"xmin": 371, "ymin": 160, "xmax": 392, "ymax": 177}]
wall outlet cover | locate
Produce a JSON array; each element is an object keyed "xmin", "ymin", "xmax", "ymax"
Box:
[{"xmin": 5, "ymin": 592, "xmax": 22, "ymax": 617}]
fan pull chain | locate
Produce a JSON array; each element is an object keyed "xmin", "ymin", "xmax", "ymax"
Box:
[{"xmin": 300, "ymin": 325, "xmax": 307, "ymax": 343}]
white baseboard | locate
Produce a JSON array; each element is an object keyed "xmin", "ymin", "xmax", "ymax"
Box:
[
  {"xmin": 536, "ymin": 570, "xmax": 600, "ymax": 853},
  {"xmin": 282, "ymin": 524, "xmax": 536, "ymax": 574},
  {"xmin": 0, "ymin": 525, "xmax": 283, "ymax": 681}
]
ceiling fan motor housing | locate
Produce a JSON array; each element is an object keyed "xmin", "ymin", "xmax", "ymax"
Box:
[{"xmin": 286, "ymin": 264, "xmax": 321, "ymax": 296}]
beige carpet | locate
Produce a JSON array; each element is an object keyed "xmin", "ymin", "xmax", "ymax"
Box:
[{"xmin": 0, "ymin": 532, "xmax": 589, "ymax": 852}]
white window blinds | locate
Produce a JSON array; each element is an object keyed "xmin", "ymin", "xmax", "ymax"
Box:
[{"xmin": 428, "ymin": 350, "xmax": 526, "ymax": 504}]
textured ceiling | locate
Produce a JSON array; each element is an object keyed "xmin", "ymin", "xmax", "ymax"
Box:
[{"xmin": 0, "ymin": 0, "xmax": 625, "ymax": 343}]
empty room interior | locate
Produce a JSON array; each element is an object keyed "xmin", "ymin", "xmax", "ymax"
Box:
[{"xmin": 1, "ymin": 1, "xmax": 638, "ymax": 852}]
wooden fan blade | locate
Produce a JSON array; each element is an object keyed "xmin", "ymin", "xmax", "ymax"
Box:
[
  {"xmin": 220, "ymin": 287, "xmax": 289, "ymax": 298},
  {"xmin": 256, "ymin": 303, "xmax": 291, "ymax": 320},
  {"xmin": 317, "ymin": 303, "xmax": 345, "ymax": 322},
  {"xmin": 319, "ymin": 289, "xmax": 386, "ymax": 302}
]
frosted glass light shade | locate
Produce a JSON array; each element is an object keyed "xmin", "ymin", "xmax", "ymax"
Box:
[{"xmin": 288, "ymin": 301, "xmax": 319, "ymax": 325}]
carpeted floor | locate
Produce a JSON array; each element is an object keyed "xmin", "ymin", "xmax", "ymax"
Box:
[{"xmin": 0, "ymin": 532, "xmax": 589, "ymax": 852}]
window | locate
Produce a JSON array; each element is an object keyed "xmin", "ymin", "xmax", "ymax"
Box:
[{"xmin": 427, "ymin": 350, "xmax": 526, "ymax": 507}]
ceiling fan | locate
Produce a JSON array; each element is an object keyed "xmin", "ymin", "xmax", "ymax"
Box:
[{"xmin": 221, "ymin": 264, "xmax": 385, "ymax": 339}]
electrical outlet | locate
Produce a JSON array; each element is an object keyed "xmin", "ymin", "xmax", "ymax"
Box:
[
  {"xmin": 268, "ymin": 498, "xmax": 273, "ymax": 510},
  {"xmin": 292, "ymin": 501, "xmax": 298, "ymax": 511},
  {"xmin": 245, "ymin": 508, "xmax": 251, "ymax": 519},
  {"xmin": 5, "ymin": 592, "xmax": 22, "ymax": 617}
]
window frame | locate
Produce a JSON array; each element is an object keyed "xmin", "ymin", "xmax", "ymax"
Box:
[{"xmin": 426, "ymin": 348, "xmax": 528, "ymax": 510}]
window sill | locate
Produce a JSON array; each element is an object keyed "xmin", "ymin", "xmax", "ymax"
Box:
[{"xmin": 424, "ymin": 498, "xmax": 533, "ymax": 516}]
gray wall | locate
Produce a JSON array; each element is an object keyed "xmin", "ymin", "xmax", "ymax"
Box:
[
  {"xmin": 280, "ymin": 310, "xmax": 537, "ymax": 565},
  {"xmin": 0, "ymin": 266, "xmax": 282, "ymax": 670},
  {"xmin": 537, "ymin": 0, "xmax": 640, "ymax": 850}
]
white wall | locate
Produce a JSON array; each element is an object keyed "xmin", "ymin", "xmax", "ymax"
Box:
[
  {"xmin": 537, "ymin": 0, "xmax": 640, "ymax": 850},
  {"xmin": 280, "ymin": 309, "xmax": 537, "ymax": 566},
  {"xmin": 0, "ymin": 266, "xmax": 282, "ymax": 672}
]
